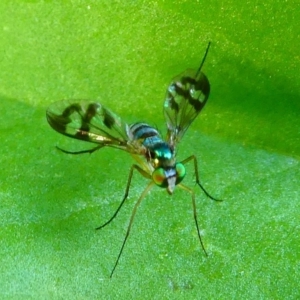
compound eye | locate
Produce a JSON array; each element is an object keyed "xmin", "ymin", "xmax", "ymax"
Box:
[
  {"xmin": 152, "ymin": 168, "xmax": 168, "ymax": 188},
  {"xmin": 175, "ymin": 163, "xmax": 186, "ymax": 185}
]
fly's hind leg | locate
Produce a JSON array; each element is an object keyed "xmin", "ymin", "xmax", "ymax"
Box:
[{"xmin": 56, "ymin": 145, "xmax": 103, "ymax": 155}]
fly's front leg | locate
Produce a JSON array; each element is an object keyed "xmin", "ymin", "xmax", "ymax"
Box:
[
  {"xmin": 96, "ymin": 164, "xmax": 151, "ymax": 230},
  {"xmin": 95, "ymin": 164, "xmax": 153, "ymax": 277},
  {"xmin": 178, "ymin": 184, "xmax": 208, "ymax": 256},
  {"xmin": 180, "ymin": 155, "xmax": 222, "ymax": 202},
  {"xmin": 109, "ymin": 181, "xmax": 154, "ymax": 278}
]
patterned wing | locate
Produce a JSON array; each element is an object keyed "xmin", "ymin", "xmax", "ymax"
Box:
[
  {"xmin": 46, "ymin": 100, "xmax": 135, "ymax": 152},
  {"xmin": 164, "ymin": 43, "xmax": 211, "ymax": 147}
]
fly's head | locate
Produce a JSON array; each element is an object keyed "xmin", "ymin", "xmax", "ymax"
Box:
[{"xmin": 150, "ymin": 142, "xmax": 186, "ymax": 194}]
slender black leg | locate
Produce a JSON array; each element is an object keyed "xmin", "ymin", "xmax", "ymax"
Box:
[
  {"xmin": 180, "ymin": 155, "xmax": 223, "ymax": 202},
  {"xmin": 56, "ymin": 145, "xmax": 103, "ymax": 155},
  {"xmin": 179, "ymin": 184, "xmax": 208, "ymax": 255},
  {"xmin": 96, "ymin": 164, "xmax": 151, "ymax": 230},
  {"xmin": 94, "ymin": 164, "xmax": 153, "ymax": 277}
]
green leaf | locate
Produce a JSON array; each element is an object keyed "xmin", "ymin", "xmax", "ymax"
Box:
[{"xmin": 0, "ymin": 1, "xmax": 299, "ymax": 299}]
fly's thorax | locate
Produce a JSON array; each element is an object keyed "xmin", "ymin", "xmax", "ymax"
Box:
[{"xmin": 148, "ymin": 142, "xmax": 174, "ymax": 167}]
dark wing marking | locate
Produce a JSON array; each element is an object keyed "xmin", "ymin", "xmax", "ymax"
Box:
[
  {"xmin": 46, "ymin": 100, "xmax": 137, "ymax": 153},
  {"xmin": 164, "ymin": 42, "xmax": 211, "ymax": 146}
]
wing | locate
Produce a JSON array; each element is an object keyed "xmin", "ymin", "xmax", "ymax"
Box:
[
  {"xmin": 46, "ymin": 100, "xmax": 136, "ymax": 153},
  {"xmin": 164, "ymin": 42, "xmax": 211, "ymax": 147}
]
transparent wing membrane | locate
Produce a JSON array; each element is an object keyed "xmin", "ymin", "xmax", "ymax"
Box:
[
  {"xmin": 46, "ymin": 100, "xmax": 133, "ymax": 152},
  {"xmin": 164, "ymin": 42, "xmax": 211, "ymax": 146}
]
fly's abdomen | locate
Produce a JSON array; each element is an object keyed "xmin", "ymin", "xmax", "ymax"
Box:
[{"xmin": 128, "ymin": 123, "xmax": 162, "ymax": 148}]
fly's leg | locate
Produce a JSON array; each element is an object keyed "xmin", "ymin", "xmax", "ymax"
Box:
[
  {"xmin": 178, "ymin": 184, "xmax": 207, "ymax": 255},
  {"xmin": 180, "ymin": 155, "xmax": 222, "ymax": 202},
  {"xmin": 96, "ymin": 164, "xmax": 151, "ymax": 230},
  {"xmin": 108, "ymin": 181, "xmax": 154, "ymax": 278},
  {"xmin": 56, "ymin": 145, "xmax": 103, "ymax": 155},
  {"xmin": 95, "ymin": 164, "xmax": 153, "ymax": 278}
]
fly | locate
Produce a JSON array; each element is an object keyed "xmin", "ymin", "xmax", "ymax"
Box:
[{"xmin": 46, "ymin": 42, "xmax": 222, "ymax": 278}]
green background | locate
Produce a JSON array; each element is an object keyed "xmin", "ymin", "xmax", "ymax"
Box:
[{"xmin": 0, "ymin": 1, "xmax": 299, "ymax": 299}]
